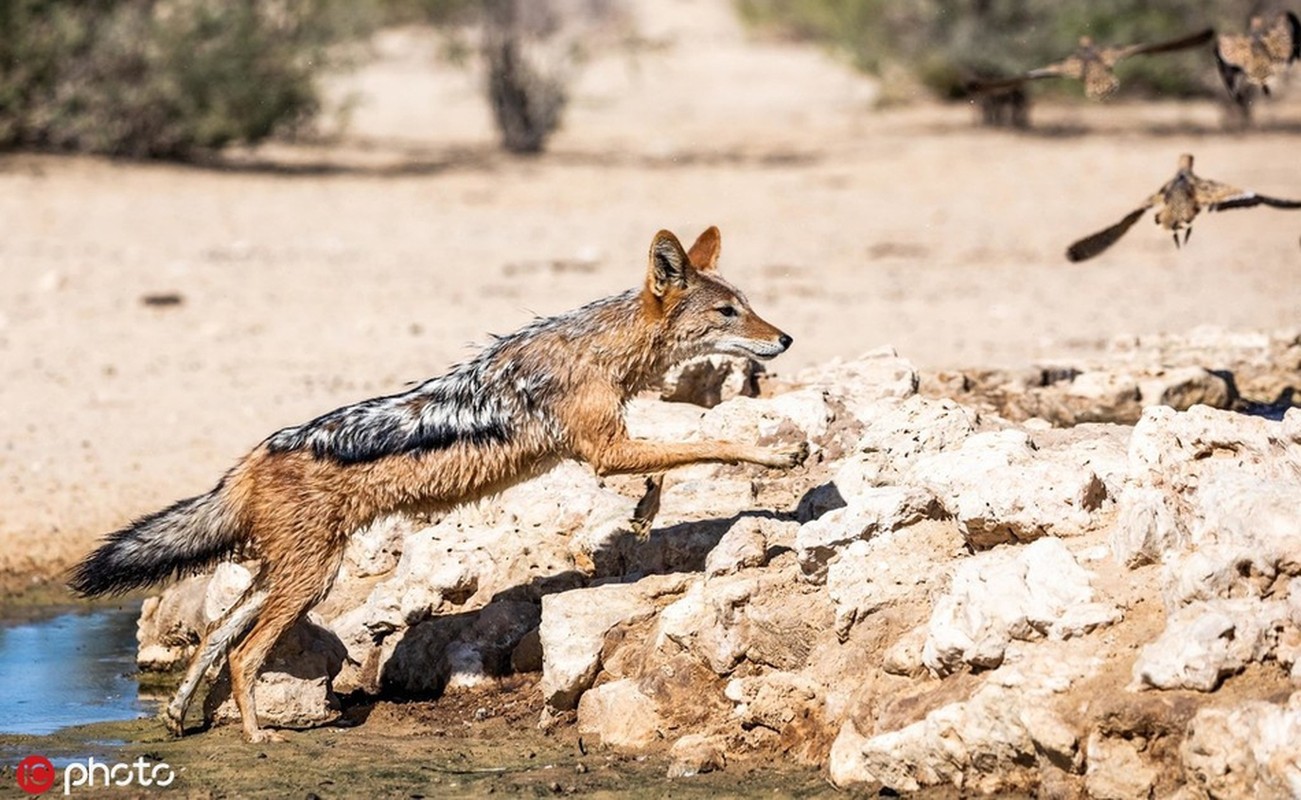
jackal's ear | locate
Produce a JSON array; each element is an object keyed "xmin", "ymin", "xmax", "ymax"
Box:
[
  {"xmin": 686, "ymin": 226, "xmax": 721, "ymax": 273},
  {"xmin": 648, "ymin": 230, "xmax": 690, "ymax": 298}
]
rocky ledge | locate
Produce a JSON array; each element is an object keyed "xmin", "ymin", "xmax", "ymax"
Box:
[{"xmin": 138, "ymin": 328, "xmax": 1301, "ymax": 797}]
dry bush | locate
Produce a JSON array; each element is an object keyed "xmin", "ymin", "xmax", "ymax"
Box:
[
  {"xmin": 482, "ymin": 0, "xmax": 569, "ymax": 154},
  {"xmin": 0, "ymin": 0, "xmax": 358, "ymax": 159},
  {"xmin": 472, "ymin": 0, "xmax": 629, "ymax": 153}
]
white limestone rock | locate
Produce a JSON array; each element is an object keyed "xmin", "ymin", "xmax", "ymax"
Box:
[
  {"xmin": 654, "ymin": 577, "xmax": 754, "ymax": 676},
  {"xmin": 137, "ymin": 562, "xmax": 254, "ymax": 672},
  {"xmin": 796, "ymin": 346, "xmax": 920, "ymax": 422},
  {"xmin": 667, "ymin": 733, "xmax": 727, "ymax": 778},
  {"xmin": 796, "ymin": 485, "xmax": 941, "ymax": 582},
  {"xmin": 922, "ymin": 537, "xmax": 1119, "ymax": 676},
  {"xmin": 839, "ymin": 394, "xmax": 978, "ymax": 487},
  {"xmin": 1085, "ymin": 732, "xmax": 1158, "ymax": 800},
  {"xmin": 1113, "ymin": 405, "xmax": 1301, "ymax": 568},
  {"xmin": 576, "ymin": 678, "xmax": 664, "ymax": 749},
  {"xmin": 698, "ymin": 388, "xmax": 834, "ymax": 445},
  {"xmin": 204, "ymin": 613, "xmax": 345, "ymax": 730},
  {"xmin": 704, "ymin": 516, "xmax": 771, "ymax": 577},
  {"xmin": 540, "ymin": 577, "xmax": 684, "ymax": 710},
  {"xmin": 724, "ymin": 671, "xmax": 821, "ymax": 734},
  {"xmin": 830, "ymin": 648, "xmax": 1097, "ymax": 792},
  {"xmin": 1181, "ymin": 694, "xmax": 1301, "ymax": 799},
  {"xmin": 341, "ymin": 514, "xmax": 413, "ymax": 579},
  {"xmin": 913, "ymin": 430, "xmax": 1108, "ymax": 549},
  {"xmin": 659, "ymin": 354, "xmax": 761, "ymax": 408},
  {"xmin": 826, "ymin": 523, "xmax": 960, "ymax": 640},
  {"xmin": 1131, "ymin": 598, "xmax": 1291, "ymax": 692}
]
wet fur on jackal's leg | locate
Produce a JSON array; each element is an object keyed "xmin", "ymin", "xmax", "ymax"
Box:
[
  {"xmin": 162, "ymin": 582, "xmax": 269, "ymax": 737},
  {"xmin": 226, "ymin": 583, "xmax": 321, "ymax": 743},
  {"xmin": 224, "ymin": 520, "xmax": 346, "ymax": 743},
  {"xmin": 586, "ymin": 438, "xmax": 809, "ymax": 477}
]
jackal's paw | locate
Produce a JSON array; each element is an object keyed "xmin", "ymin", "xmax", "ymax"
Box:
[
  {"xmin": 764, "ymin": 441, "xmax": 810, "ymax": 469},
  {"xmin": 629, "ymin": 515, "xmax": 655, "ymax": 541},
  {"xmin": 160, "ymin": 708, "xmax": 184, "ymax": 738},
  {"xmin": 244, "ymin": 728, "xmax": 287, "ymax": 744},
  {"xmin": 629, "ymin": 474, "xmax": 664, "ymax": 540}
]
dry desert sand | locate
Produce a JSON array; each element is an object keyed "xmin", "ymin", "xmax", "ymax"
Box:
[{"xmin": 2, "ymin": 0, "xmax": 1300, "ymax": 595}]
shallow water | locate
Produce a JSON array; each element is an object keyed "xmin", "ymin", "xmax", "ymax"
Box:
[{"xmin": 0, "ymin": 604, "xmax": 153, "ymax": 735}]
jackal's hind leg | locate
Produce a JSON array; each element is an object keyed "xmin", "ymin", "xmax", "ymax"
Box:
[
  {"xmin": 162, "ymin": 583, "xmax": 268, "ymax": 737},
  {"xmin": 226, "ymin": 551, "xmax": 340, "ymax": 743},
  {"xmin": 226, "ymin": 596, "xmax": 306, "ymax": 743}
]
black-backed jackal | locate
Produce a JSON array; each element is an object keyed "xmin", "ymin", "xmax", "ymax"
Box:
[{"xmin": 70, "ymin": 227, "xmax": 808, "ymax": 742}]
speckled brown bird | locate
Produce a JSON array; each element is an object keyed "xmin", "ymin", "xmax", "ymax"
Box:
[
  {"xmin": 1215, "ymin": 12, "xmax": 1301, "ymax": 106},
  {"xmin": 1067, "ymin": 153, "xmax": 1301, "ymax": 262},
  {"xmin": 969, "ymin": 29, "xmax": 1214, "ymax": 100}
]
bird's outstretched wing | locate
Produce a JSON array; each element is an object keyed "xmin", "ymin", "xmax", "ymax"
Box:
[
  {"xmin": 970, "ymin": 28, "xmax": 1214, "ymax": 99},
  {"xmin": 966, "ymin": 65, "xmax": 1069, "ymax": 94},
  {"xmin": 1024, "ymin": 56, "xmax": 1085, "ymax": 81},
  {"xmin": 1115, "ymin": 28, "xmax": 1215, "ymax": 59},
  {"xmin": 1066, "ymin": 204, "xmax": 1152, "ymax": 262},
  {"xmin": 1290, "ymin": 11, "xmax": 1301, "ymax": 61},
  {"xmin": 1214, "ymin": 45, "xmax": 1251, "ymax": 103},
  {"xmin": 1194, "ymin": 174, "xmax": 1301, "ymax": 210},
  {"xmin": 1262, "ymin": 11, "xmax": 1301, "ymax": 62},
  {"xmin": 1192, "ymin": 176, "xmax": 1250, "ymax": 206},
  {"xmin": 1216, "ymin": 32, "xmax": 1256, "ymax": 69},
  {"xmin": 1207, "ymin": 191, "xmax": 1301, "ymax": 211}
]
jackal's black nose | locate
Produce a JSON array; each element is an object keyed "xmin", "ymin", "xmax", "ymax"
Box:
[{"xmin": 778, "ymin": 333, "xmax": 793, "ymax": 351}]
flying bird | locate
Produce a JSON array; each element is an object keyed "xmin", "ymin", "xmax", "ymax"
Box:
[
  {"xmin": 1067, "ymin": 153, "xmax": 1301, "ymax": 262},
  {"xmin": 1215, "ymin": 12, "xmax": 1301, "ymax": 106},
  {"xmin": 968, "ymin": 29, "xmax": 1215, "ymax": 100}
]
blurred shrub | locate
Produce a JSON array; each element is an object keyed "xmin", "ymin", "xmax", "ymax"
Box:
[
  {"xmin": 0, "ymin": 0, "xmax": 362, "ymax": 159},
  {"xmin": 392, "ymin": 0, "xmax": 624, "ymax": 155},
  {"xmin": 0, "ymin": 0, "xmax": 624, "ymax": 158},
  {"xmin": 372, "ymin": 0, "xmax": 480, "ymax": 25},
  {"xmin": 482, "ymin": 0, "xmax": 568, "ymax": 153},
  {"xmin": 485, "ymin": 35, "xmax": 567, "ymax": 153},
  {"xmin": 736, "ymin": 0, "xmax": 1250, "ymax": 100}
]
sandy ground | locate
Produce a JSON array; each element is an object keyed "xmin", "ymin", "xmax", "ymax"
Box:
[{"xmin": 2, "ymin": 0, "xmax": 1301, "ymax": 593}]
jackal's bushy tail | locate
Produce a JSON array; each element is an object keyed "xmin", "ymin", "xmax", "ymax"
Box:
[{"xmin": 68, "ymin": 485, "xmax": 244, "ymax": 597}]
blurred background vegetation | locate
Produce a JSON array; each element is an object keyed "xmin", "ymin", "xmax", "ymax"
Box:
[
  {"xmin": 0, "ymin": 0, "xmax": 360, "ymax": 158},
  {"xmin": 0, "ymin": 0, "xmax": 580, "ymax": 159},
  {"xmin": 0, "ymin": 0, "xmax": 1269, "ymax": 159},
  {"xmin": 735, "ymin": 0, "xmax": 1260, "ymax": 102}
]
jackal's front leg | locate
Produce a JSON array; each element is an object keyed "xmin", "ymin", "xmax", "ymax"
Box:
[
  {"xmin": 581, "ymin": 437, "xmax": 809, "ymax": 477},
  {"xmin": 630, "ymin": 474, "xmax": 664, "ymax": 539},
  {"xmin": 562, "ymin": 385, "xmax": 809, "ymax": 478}
]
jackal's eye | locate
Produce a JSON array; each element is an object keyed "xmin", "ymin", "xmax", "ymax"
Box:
[{"xmin": 716, "ymin": 305, "xmax": 738, "ymax": 318}]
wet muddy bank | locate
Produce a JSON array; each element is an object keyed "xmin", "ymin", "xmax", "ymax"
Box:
[{"xmin": 0, "ymin": 681, "xmax": 846, "ymax": 799}]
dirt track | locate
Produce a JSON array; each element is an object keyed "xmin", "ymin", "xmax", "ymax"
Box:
[{"xmin": 3, "ymin": 0, "xmax": 1301, "ymax": 592}]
